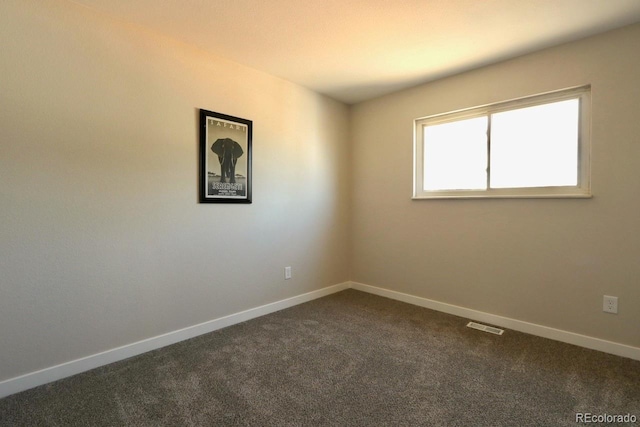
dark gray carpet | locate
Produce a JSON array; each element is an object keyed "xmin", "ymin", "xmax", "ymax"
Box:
[{"xmin": 1, "ymin": 289, "xmax": 638, "ymax": 426}]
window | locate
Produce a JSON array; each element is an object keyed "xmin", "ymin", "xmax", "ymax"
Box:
[{"xmin": 413, "ymin": 86, "xmax": 591, "ymax": 199}]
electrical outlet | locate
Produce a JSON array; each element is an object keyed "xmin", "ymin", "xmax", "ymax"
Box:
[
  {"xmin": 284, "ymin": 266, "xmax": 292, "ymax": 280},
  {"xmin": 603, "ymin": 295, "xmax": 618, "ymax": 314}
]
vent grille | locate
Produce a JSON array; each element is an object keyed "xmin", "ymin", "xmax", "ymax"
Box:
[{"xmin": 466, "ymin": 321, "xmax": 504, "ymax": 335}]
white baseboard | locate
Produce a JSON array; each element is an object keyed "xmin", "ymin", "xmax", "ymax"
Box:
[
  {"xmin": 2, "ymin": 280, "xmax": 637, "ymax": 399},
  {"xmin": 349, "ymin": 281, "xmax": 640, "ymax": 362},
  {"xmin": 0, "ymin": 282, "xmax": 350, "ymax": 399}
]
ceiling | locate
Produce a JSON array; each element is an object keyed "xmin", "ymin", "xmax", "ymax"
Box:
[{"xmin": 69, "ymin": 0, "xmax": 640, "ymax": 104}]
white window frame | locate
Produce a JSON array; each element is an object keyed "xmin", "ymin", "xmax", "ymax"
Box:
[{"xmin": 413, "ymin": 86, "xmax": 591, "ymax": 199}]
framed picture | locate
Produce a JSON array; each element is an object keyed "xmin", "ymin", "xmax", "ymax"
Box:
[{"xmin": 199, "ymin": 109, "xmax": 252, "ymax": 203}]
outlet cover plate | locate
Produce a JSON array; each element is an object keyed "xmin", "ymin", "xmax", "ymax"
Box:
[{"xmin": 603, "ymin": 295, "xmax": 618, "ymax": 314}]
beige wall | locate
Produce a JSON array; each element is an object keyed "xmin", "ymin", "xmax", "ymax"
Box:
[
  {"xmin": 0, "ymin": 0, "xmax": 350, "ymax": 381},
  {"xmin": 351, "ymin": 23, "xmax": 640, "ymax": 347}
]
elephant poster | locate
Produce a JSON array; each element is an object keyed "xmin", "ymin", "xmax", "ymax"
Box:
[{"xmin": 199, "ymin": 109, "xmax": 252, "ymax": 203}]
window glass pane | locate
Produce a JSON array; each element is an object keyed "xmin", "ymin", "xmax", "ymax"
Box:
[
  {"xmin": 490, "ymin": 99, "xmax": 579, "ymax": 189},
  {"xmin": 423, "ymin": 116, "xmax": 488, "ymax": 191}
]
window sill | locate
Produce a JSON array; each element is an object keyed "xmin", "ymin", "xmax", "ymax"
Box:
[{"xmin": 412, "ymin": 192, "xmax": 592, "ymax": 200}]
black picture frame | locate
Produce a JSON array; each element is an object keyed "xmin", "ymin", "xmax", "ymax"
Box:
[{"xmin": 199, "ymin": 109, "xmax": 252, "ymax": 203}]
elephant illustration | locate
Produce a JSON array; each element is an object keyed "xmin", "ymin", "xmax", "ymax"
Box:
[{"xmin": 211, "ymin": 138, "xmax": 244, "ymax": 183}]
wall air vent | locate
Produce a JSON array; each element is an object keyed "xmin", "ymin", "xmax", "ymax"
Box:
[{"xmin": 466, "ymin": 321, "xmax": 504, "ymax": 335}]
